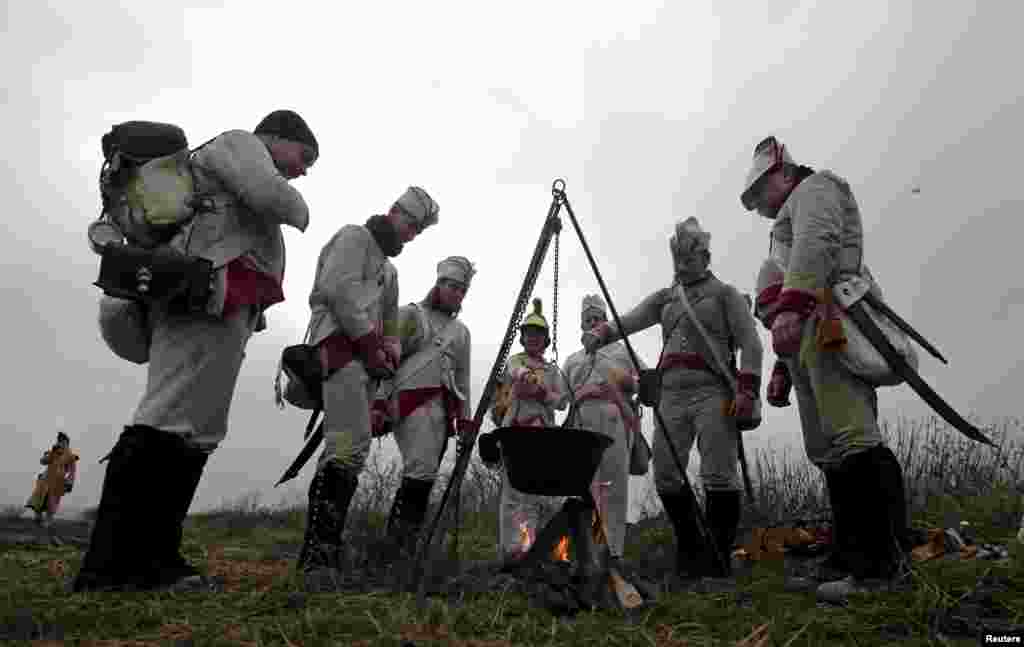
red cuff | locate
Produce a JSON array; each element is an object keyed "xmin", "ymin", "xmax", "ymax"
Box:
[
  {"xmin": 354, "ymin": 331, "xmax": 383, "ymax": 361},
  {"xmin": 775, "ymin": 289, "xmax": 818, "ymax": 318},
  {"xmin": 755, "ymin": 284, "xmax": 782, "ymax": 311},
  {"xmin": 737, "ymin": 372, "xmax": 761, "ymax": 396}
]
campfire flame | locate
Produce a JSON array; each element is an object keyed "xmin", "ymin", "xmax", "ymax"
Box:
[{"xmin": 551, "ymin": 536, "xmax": 570, "ymax": 562}]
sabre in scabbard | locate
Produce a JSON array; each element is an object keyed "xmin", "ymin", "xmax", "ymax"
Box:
[{"xmin": 276, "ymin": 418, "xmax": 324, "ymax": 487}]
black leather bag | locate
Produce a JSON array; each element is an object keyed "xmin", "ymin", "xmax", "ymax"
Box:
[
  {"xmin": 638, "ymin": 310, "xmax": 686, "ymax": 408},
  {"xmin": 279, "ymin": 344, "xmax": 324, "ymax": 410},
  {"xmin": 94, "ymin": 243, "xmax": 212, "ymax": 314},
  {"xmin": 637, "ymin": 369, "xmax": 662, "ymax": 407}
]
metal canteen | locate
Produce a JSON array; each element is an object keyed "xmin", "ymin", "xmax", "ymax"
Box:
[{"xmin": 88, "ymin": 220, "xmax": 125, "ymax": 255}]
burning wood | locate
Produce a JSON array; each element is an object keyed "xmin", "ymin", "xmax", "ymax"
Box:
[
  {"xmin": 552, "ymin": 536, "xmax": 570, "ymax": 562},
  {"xmin": 500, "ymin": 496, "xmax": 651, "ymax": 613}
]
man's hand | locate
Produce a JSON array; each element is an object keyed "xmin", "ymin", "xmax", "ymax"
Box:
[
  {"xmin": 766, "ymin": 361, "xmax": 792, "ymax": 407},
  {"xmin": 575, "ymin": 382, "xmax": 615, "ymax": 401},
  {"xmin": 607, "ymin": 366, "xmax": 637, "ymax": 393},
  {"xmin": 455, "ymin": 418, "xmax": 479, "ymax": 451},
  {"xmin": 770, "ymin": 311, "xmax": 805, "ymax": 357},
  {"xmin": 371, "ymin": 398, "xmax": 396, "ymax": 436},
  {"xmin": 364, "ymin": 350, "xmax": 395, "ymax": 379},
  {"xmin": 513, "ymin": 381, "xmax": 548, "ymax": 401},
  {"xmin": 731, "ymin": 390, "xmax": 756, "ymax": 420},
  {"xmin": 355, "ymin": 331, "xmax": 395, "ymax": 379},
  {"xmin": 381, "ymin": 336, "xmax": 401, "ymax": 372},
  {"xmin": 582, "ymin": 322, "xmax": 611, "ymax": 354},
  {"xmin": 728, "ymin": 372, "xmax": 761, "ymax": 419}
]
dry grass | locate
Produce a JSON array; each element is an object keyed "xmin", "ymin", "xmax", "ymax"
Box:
[{"xmin": 2, "ymin": 415, "xmax": 1023, "ymax": 646}]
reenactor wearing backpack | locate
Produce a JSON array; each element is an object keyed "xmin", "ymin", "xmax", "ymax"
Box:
[
  {"xmin": 562, "ymin": 294, "xmax": 647, "ymax": 563},
  {"xmin": 75, "ymin": 110, "xmax": 318, "ymax": 593},
  {"xmin": 296, "ymin": 187, "xmax": 439, "ymax": 574},
  {"xmin": 491, "ymin": 298, "xmax": 571, "ymax": 561},
  {"xmin": 741, "ymin": 136, "xmax": 910, "ymax": 600},
  {"xmin": 378, "ymin": 256, "xmax": 478, "ymax": 561},
  {"xmin": 584, "ymin": 217, "xmax": 763, "ymax": 581}
]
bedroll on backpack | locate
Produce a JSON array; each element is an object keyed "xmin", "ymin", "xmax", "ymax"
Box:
[{"xmin": 92, "ymin": 121, "xmax": 199, "ymax": 250}]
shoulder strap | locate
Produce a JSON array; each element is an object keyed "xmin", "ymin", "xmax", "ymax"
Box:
[
  {"xmin": 412, "ymin": 302, "xmax": 433, "ymax": 341},
  {"xmin": 675, "ymin": 283, "xmax": 738, "ymax": 394},
  {"xmin": 387, "ymin": 308, "xmax": 460, "ymax": 393},
  {"xmin": 718, "ymin": 287, "xmax": 738, "ymax": 366},
  {"xmin": 655, "ymin": 284, "xmax": 687, "ymax": 370}
]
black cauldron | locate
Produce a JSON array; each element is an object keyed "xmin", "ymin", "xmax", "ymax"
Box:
[{"xmin": 492, "ymin": 426, "xmax": 613, "ymax": 497}]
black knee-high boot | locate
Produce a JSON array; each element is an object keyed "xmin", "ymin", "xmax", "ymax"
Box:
[
  {"xmin": 385, "ymin": 477, "xmax": 435, "ymax": 559},
  {"xmin": 705, "ymin": 490, "xmax": 741, "ymax": 577},
  {"xmin": 835, "ymin": 444, "xmax": 907, "ymax": 580},
  {"xmin": 157, "ymin": 440, "xmax": 210, "ymax": 586},
  {"xmin": 659, "ymin": 488, "xmax": 713, "ymax": 578},
  {"xmin": 296, "ymin": 462, "xmax": 359, "ymax": 573},
  {"xmin": 73, "ymin": 426, "xmax": 161, "ymax": 592},
  {"xmin": 866, "ymin": 444, "xmax": 910, "ymax": 571},
  {"xmin": 819, "ymin": 468, "xmax": 853, "ymax": 578}
]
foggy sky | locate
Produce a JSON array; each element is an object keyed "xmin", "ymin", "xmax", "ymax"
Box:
[{"xmin": 3, "ymin": 1, "xmax": 1021, "ymax": 519}]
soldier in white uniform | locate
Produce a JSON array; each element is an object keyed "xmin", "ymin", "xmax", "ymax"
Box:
[
  {"xmin": 296, "ymin": 186, "xmax": 439, "ymax": 573},
  {"xmin": 491, "ymin": 299, "xmax": 570, "ymax": 560},
  {"xmin": 77, "ymin": 110, "xmax": 317, "ymax": 592},
  {"xmin": 562, "ymin": 294, "xmax": 646, "ymax": 562},
  {"xmin": 382, "ymin": 256, "xmax": 477, "ymax": 558},
  {"xmin": 585, "ymin": 218, "xmax": 763, "ymax": 579},
  {"xmin": 741, "ymin": 135, "xmax": 910, "ymax": 598}
]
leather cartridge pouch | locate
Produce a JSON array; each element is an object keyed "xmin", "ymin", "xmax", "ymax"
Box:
[
  {"xmin": 628, "ymin": 423, "xmax": 651, "ymax": 475},
  {"xmin": 637, "ymin": 368, "xmax": 662, "ymax": 408},
  {"xmin": 94, "ymin": 243, "xmax": 212, "ymax": 314},
  {"xmin": 280, "ymin": 344, "xmax": 325, "ymax": 410}
]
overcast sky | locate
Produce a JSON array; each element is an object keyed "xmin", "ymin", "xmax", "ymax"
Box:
[{"xmin": 3, "ymin": 1, "xmax": 1022, "ymax": 520}]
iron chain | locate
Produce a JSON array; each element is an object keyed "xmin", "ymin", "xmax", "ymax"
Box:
[{"xmin": 552, "ymin": 227, "xmax": 560, "ymax": 364}]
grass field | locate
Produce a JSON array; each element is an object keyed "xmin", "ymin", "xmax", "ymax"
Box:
[{"xmin": 2, "ymin": 415, "xmax": 1023, "ymax": 646}]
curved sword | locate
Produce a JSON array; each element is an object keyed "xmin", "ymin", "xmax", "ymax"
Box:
[
  {"xmin": 276, "ymin": 416, "xmax": 324, "ymax": 487},
  {"xmin": 843, "ymin": 302, "xmax": 994, "ymax": 447},
  {"xmin": 861, "ymin": 291, "xmax": 948, "ymax": 365}
]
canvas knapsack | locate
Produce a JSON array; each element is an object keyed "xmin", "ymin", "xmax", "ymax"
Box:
[
  {"xmin": 91, "ymin": 121, "xmax": 210, "ymax": 250},
  {"xmin": 88, "ymin": 121, "xmax": 217, "ymax": 315}
]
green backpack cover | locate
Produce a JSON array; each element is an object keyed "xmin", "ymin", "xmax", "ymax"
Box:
[{"xmin": 93, "ymin": 121, "xmax": 201, "ymax": 250}]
